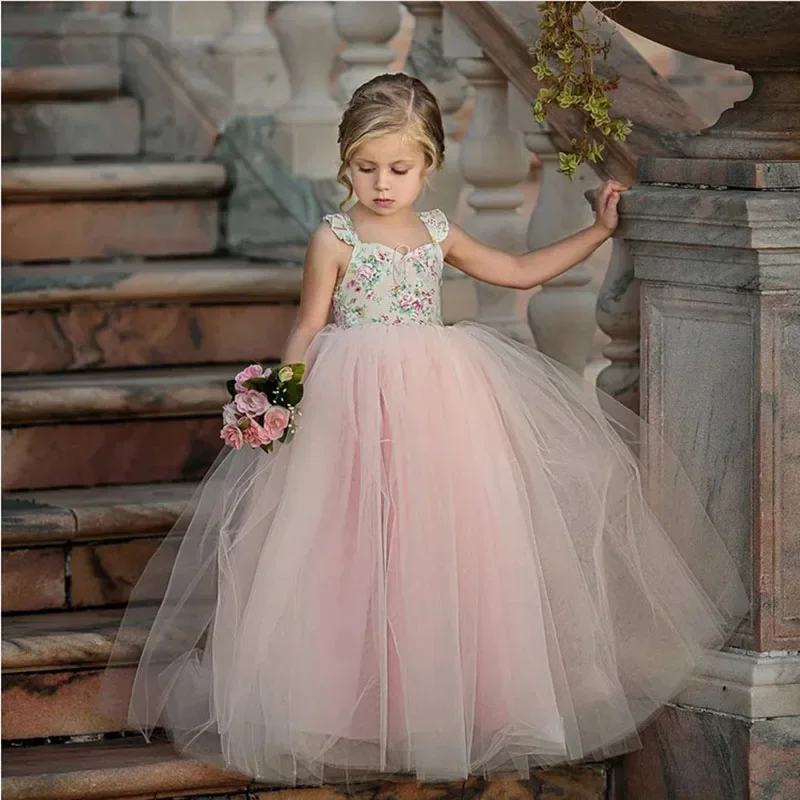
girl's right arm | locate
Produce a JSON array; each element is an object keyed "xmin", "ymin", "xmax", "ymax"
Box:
[{"xmin": 281, "ymin": 224, "xmax": 345, "ymax": 364}]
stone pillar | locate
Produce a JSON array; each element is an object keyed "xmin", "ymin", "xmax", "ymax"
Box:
[
  {"xmin": 522, "ymin": 114, "xmax": 598, "ymax": 375},
  {"xmin": 445, "ymin": 18, "xmax": 531, "ymax": 343},
  {"xmin": 616, "ymin": 179, "xmax": 800, "ymax": 800},
  {"xmin": 271, "ymin": 1, "xmax": 340, "ymax": 179},
  {"xmin": 406, "ymin": 2, "xmax": 468, "ymax": 219},
  {"xmin": 333, "ymin": 1, "xmax": 402, "ymax": 104},
  {"xmin": 595, "ymin": 237, "xmax": 640, "ymax": 412},
  {"xmin": 406, "ymin": 3, "xmax": 474, "ymax": 324},
  {"xmin": 208, "ymin": 1, "xmax": 288, "ymax": 113}
]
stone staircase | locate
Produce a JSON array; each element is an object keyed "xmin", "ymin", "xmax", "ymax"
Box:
[{"xmin": 1, "ymin": 6, "xmax": 611, "ymax": 799}]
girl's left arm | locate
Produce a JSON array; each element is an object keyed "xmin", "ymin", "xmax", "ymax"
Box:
[{"xmin": 442, "ymin": 180, "xmax": 627, "ymax": 290}]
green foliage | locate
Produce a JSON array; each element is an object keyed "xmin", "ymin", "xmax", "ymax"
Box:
[{"xmin": 529, "ymin": 1, "xmax": 633, "ymax": 178}]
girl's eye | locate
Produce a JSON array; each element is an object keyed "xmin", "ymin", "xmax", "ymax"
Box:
[
  {"xmin": 392, "ymin": 169, "xmax": 409, "ymax": 175},
  {"xmin": 357, "ymin": 167, "xmax": 375, "ymax": 174}
]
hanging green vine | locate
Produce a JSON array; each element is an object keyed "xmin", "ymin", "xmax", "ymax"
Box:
[{"xmin": 530, "ymin": 1, "xmax": 632, "ymax": 177}]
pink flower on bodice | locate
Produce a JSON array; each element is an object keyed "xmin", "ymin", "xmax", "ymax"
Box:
[
  {"xmin": 354, "ymin": 262, "xmax": 378, "ymax": 283},
  {"xmin": 397, "ymin": 291, "xmax": 422, "ymax": 311}
]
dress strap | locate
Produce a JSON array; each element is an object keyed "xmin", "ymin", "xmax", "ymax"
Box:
[
  {"xmin": 323, "ymin": 213, "xmax": 360, "ymax": 247},
  {"xmin": 419, "ymin": 209, "xmax": 450, "ymax": 244}
]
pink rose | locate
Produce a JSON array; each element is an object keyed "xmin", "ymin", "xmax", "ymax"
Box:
[
  {"xmin": 234, "ymin": 364, "xmax": 265, "ymax": 392},
  {"xmin": 220, "ymin": 424, "xmax": 244, "ymax": 450},
  {"xmin": 242, "ymin": 420, "xmax": 271, "ymax": 447},
  {"xmin": 262, "ymin": 405, "xmax": 291, "ymax": 441},
  {"xmin": 234, "ymin": 389, "xmax": 269, "ymax": 417}
]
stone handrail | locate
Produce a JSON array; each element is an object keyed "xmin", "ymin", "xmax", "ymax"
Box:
[
  {"xmin": 445, "ymin": 1, "xmax": 707, "ymax": 409},
  {"xmin": 445, "ymin": 1, "xmax": 705, "ymax": 182}
]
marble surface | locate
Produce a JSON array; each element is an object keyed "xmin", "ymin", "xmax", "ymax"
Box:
[
  {"xmin": 2, "ymin": 607, "xmax": 145, "ymax": 671},
  {"xmin": 70, "ymin": 536, "xmax": 164, "ymax": 607},
  {"xmin": 3, "ymin": 301, "xmax": 297, "ymax": 373},
  {"xmin": 628, "ymin": 184, "xmax": 800, "ymax": 652},
  {"xmin": 618, "ymin": 705, "xmax": 800, "ymax": 800},
  {"xmin": 2, "ymin": 546, "xmax": 65, "ymax": 612},
  {"xmin": 216, "ymin": 114, "xmax": 344, "ymax": 264},
  {"xmin": 2, "ymin": 667, "xmax": 135, "ymax": 739},
  {"xmin": 3, "ymin": 366, "xmax": 232, "ymax": 424},
  {"xmin": 2, "ymin": 481, "xmax": 195, "ymax": 546},
  {"xmin": 3, "ymin": 416, "xmax": 222, "ymax": 490},
  {"xmin": 3, "ymin": 199, "xmax": 219, "ymax": 262},
  {"xmin": 2, "ymin": 97, "xmax": 140, "ymax": 161},
  {"xmin": 1, "ymin": 733, "xmax": 608, "ymax": 800}
]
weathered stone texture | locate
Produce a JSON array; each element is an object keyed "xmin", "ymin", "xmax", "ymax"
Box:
[
  {"xmin": 2, "ymin": 547, "xmax": 65, "ymax": 612},
  {"xmin": 2, "ymin": 98, "xmax": 141, "ymax": 161},
  {"xmin": 3, "ymin": 199, "xmax": 220, "ymax": 263},
  {"xmin": 1, "ymin": 667, "xmax": 134, "ymax": 739},
  {"xmin": 618, "ymin": 705, "xmax": 800, "ymax": 800},
  {"xmin": 3, "ymin": 417, "xmax": 222, "ymax": 490},
  {"xmin": 70, "ymin": 537, "xmax": 166, "ymax": 607},
  {"xmin": 3, "ymin": 303, "xmax": 297, "ymax": 373}
]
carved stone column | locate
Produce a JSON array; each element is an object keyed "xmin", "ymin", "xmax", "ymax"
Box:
[
  {"xmin": 333, "ymin": 1, "xmax": 402, "ymax": 103},
  {"xmin": 272, "ymin": 1, "xmax": 340, "ymax": 179},
  {"xmin": 405, "ymin": 2, "xmax": 468, "ymax": 219},
  {"xmin": 524, "ymin": 117, "xmax": 598, "ymax": 375},
  {"xmin": 442, "ymin": 16, "xmax": 531, "ymax": 344},
  {"xmin": 209, "ymin": 2, "xmax": 288, "ymax": 112},
  {"xmin": 595, "ymin": 237, "xmax": 639, "ymax": 412}
]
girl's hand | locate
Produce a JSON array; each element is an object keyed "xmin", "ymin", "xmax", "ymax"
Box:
[{"xmin": 593, "ymin": 180, "xmax": 629, "ymax": 234}]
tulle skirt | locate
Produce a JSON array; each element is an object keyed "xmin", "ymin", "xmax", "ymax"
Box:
[{"xmin": 100, "ymin": 321, "xmax": 748, "ymax": 786}]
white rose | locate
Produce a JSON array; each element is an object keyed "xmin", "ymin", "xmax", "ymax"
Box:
[
  {"xmin": 222, "ymin": 402, "xmax": 238, "ymax": 425},
  {"xmin": 278, "ymin": 366, "xmax": 294, "ymax": 382}
]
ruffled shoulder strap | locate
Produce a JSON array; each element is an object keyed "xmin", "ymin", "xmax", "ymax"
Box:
[
  {"xmin": 419, "ymin": 209, "xmax": 450, "ymax": 244},
  {"xmin": 323, "ymin": 213, "xmax": 359, "ymax": 246}
]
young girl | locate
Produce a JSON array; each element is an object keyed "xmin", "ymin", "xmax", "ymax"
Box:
[{"xmin": 104, "ymin": 74, "xmax": 748, "ymax": 786}]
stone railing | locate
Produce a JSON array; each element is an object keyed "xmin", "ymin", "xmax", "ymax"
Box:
[{"xmin": 121, "ymin": 1, "xmax": 706, "ymax": 400}]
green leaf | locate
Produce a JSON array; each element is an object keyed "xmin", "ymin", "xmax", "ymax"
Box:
[{"xmin": 226, "ymin": 379, "xmax": 237, "ymax": 398}]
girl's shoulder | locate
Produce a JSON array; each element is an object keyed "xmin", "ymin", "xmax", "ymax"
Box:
[
  {"xmin": 322, "ymin": 212, "xmax": 359, "ymax": 247},
  {"xmin": 418, "ymin": 209, "xmax": 449, "ymax": 244}
]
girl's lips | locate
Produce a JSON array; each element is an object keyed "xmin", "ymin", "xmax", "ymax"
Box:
[{"xmin": 374, "ymin": 198, "xmax": 394, "ymax": 206}]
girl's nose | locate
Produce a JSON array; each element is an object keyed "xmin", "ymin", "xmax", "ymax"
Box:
[{"xmin": 374, "ymin": 171, "xmax": 390, "ymax": 191}]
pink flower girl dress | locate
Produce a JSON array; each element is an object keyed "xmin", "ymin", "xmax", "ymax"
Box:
[{"xmin": 102, "ymin": 209, "xmax": 748, "ymax": 786}]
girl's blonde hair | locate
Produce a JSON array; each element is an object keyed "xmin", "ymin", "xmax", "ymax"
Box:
[{"xmin": 337, "ymin": 73, "xmax": 445, "ymax": 207}]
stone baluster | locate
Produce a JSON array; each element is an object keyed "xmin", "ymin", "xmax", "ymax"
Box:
[
  {"xmin": 595, "ymin": 237, "xmax": 640, "ymax": 412},
  {"xmin": 271, "ymin": 1, "xmax": 340, "ymax": 179},
  {"xmin": 333, "ymin": 1, "xmax": 403, "ymax": 104},
  {"xmin": 522, "ymin": 113, "xmax": 599, "ymax": 375},
  {"xmin": 404, "ymin": 2, "xmax": 468, "ymax": 219},
  {"xmin": 444, "ymin": 17, "xmax": 532, "ymax": 342},
  {"xmin": 209, "ymin": 2, "xmax": 288, "ymax": 113},
  {"xmin": 131, "ymin": 1, "xmax": 231, "ymax": 43}
]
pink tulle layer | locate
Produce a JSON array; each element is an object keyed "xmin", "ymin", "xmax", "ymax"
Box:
[{"xmin": 101, "ymin": 321, "xmax": 748, "ymax": 785}]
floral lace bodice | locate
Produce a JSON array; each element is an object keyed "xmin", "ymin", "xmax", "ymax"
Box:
[{"xmin": 323, "ymin": 209, "xmax": 449, "ymax": 328}]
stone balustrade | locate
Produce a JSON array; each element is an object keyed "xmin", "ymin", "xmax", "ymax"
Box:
[{"xmin": 138, "ymin": 0, "xmax": 624, "ymax": 370}]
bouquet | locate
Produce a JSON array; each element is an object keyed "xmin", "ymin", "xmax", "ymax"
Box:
[{"xmin": 220, "ymin": 362, "xmax": 305, "ymax": 453}]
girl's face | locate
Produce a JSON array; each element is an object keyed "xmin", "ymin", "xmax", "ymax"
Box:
[{"xmin": 349, "ymin": 132, "xmax": 429, "ymax": 216}]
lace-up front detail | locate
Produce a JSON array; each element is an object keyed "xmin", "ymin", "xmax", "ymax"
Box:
[{"xmin": 323, "ymin": 209, "xmax": 449, "ymax": 329}]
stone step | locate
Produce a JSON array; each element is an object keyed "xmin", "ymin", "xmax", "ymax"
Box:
[
  {"xmin": 3, "ymin": 198, "xmax": 221, "ymax": 263},
  {"xmin": 0, "ymin": 12, "xmax": 123, "ymax": 70},
  {"xmin": 2, "ymin": 163, "xmax": 227, "ymax": 263},
  {"xmin": 3, "ymin": 97, "xmax": 141, "ymax": 161},
  {"xmin": 2, "ymin": 482, "xmax": 194, "ymax": 612},
  {"xmin": 1, "ymin": 735, "xmax": 609, "ymax": 799},
  {"xmin": 2, "ymin": 162, "xmax": 228, "ymax": 202},
  {"xmin": 1, "ymin": 65, "xmax": 122, "ymax": 101},
  {"xmin": 2, "ymin": 260, "xmax": 302, "ymax": 373},
  {"xmin": 2, "ymin": 366, "xmax": 236, "ymax": 490},
  {"xmin": 2, "ymin": 608, "xmax": 146, "ymax": 740}
]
